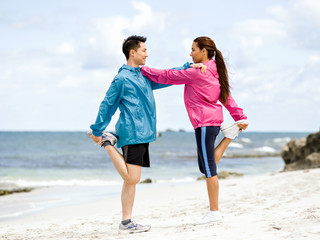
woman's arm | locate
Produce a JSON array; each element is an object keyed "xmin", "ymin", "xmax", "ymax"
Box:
[
  {"xmin": 220, "ymin": 95, "xmax": 247, "ymax": 122},
  {"xmin": 141, "ymin": 64, "xmax": 198, "ymax": 85}
]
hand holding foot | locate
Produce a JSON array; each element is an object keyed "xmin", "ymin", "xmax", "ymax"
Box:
[
  {"xmin": 238, "ymin": 122, "xmax": 248, "ymax": 132},
  {"xmin": 87, "ymin": 130, "xmax": 119, "ymax": 147},
  {"xmin": 221, "ymin": 120, "xmax": 248, "ymax": 139}
]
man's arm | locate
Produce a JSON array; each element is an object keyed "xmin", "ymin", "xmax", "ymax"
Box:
[{"xmin": 90, "ymin": 77, "xmax": 124, "ymax": 137}]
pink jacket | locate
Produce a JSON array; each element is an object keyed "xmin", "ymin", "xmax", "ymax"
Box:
[{"xmin": 141, "ymin": 59, "xmax": 247, "ymax": 129}]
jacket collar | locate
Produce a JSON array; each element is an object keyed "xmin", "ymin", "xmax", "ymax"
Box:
[{"xmin": 119, "ymin": 64, "xmax": 141, "ymax": 73}]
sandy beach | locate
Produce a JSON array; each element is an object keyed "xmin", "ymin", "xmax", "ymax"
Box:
[{"xmin": 1, "ymin": 169, "xmax": 319, "ymax": 240}]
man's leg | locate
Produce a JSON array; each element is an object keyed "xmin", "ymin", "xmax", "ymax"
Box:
[
  {"xmin": 103, "ymin": 146, "xmax": 143, "ymax": 221},
  {"xmin": 104, "ymin": 145, "xmax": 132, "ymax": 182},
  {"xmin": 121, "ymin": 164, "xmax": 141, "ymax": 220}
]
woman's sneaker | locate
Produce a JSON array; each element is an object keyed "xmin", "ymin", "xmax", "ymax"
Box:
[
  {"xmin": 86, "ymin": 130, "xmax": 119, "ymax": 147},
  {"xmin": 118, "ymin": 220, "xmax": 151, "ymax": 234},
  {"xmin": 194, "ymin": 211, "xmax": 222, "ymax": 225},
  {"xmin": 220, "ymin": 120, "xmax": 248, "ymax": 139}
]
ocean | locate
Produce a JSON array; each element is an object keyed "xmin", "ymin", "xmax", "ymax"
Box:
[
  {"xmin": 0, "ymin": 131, "xmax": 311, "ymax": 220},
  {"xmin": 0, "ymin": 131, "xmax": 310, "ymax": 188}
]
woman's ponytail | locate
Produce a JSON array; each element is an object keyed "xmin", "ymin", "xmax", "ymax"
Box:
[{"xmin": 194, "ymin": 37, "xmax": 230, "ymax": 105}]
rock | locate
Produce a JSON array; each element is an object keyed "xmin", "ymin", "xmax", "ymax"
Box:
[
  {"xmin": 140, "ymin": 178, "xmax": 152, "ymax": 184},
  {"xmin": 0, "ymin": 188, "xmax": 33, "ymax": 196},
  {"xmin": 218, "ymin": 171, "xmax": 243, "ymax": 179},
  {"xmin": 281, "ymin": 131, "xmax": 320, "ymax": 171},
  {"xmin": 305, "ymin": 153, "xmax": 320, "ymax": 168},
  {"xmin": 197, "ymin": 171, "xmax": 243, "ymax": 180}
]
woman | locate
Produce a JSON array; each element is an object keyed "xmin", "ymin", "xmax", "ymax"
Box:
[{"xmin": 141, "ymin": 36, "xmax": 248, "ymax": 224}]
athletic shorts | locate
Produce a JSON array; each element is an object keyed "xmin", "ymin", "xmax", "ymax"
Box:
[
  {"xmin": 195, "ymin": 126, "xmax": 220, "ymax": 178},
  {"xmin": 121, "ymin": 143, "xmax": 150, "ymax": 167}
]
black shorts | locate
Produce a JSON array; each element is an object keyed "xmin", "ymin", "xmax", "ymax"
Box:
[{"xmin": 121, "ymin": 143, "xmax": 150, "ymax": 167}]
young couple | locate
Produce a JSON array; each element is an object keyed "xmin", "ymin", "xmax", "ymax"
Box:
[{"xmin": 88, "ymin": 35, "xmax": 248, "ymax": 234}]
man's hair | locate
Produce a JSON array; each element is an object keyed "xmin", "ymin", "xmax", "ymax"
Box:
[{"xmin": 122, "ymin": 35, "xmax": 147, "ymax": 60}]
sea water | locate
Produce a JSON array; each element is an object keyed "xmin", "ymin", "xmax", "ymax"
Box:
[
  {"xmin": 0, "ymin": 131, "xmax": 310, "ymax": 188},
  {"xmin": 0, "ymin": 131, "xmax": 310, "ymax": 220}
]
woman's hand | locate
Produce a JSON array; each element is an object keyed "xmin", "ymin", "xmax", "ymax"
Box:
[
  {"xmin": 238, "ymin": 122, "xmax": 248, "ymax": 132},
  {"xmin": 190, "ymin": 63, "xmax": 207, "ymax": 74}
]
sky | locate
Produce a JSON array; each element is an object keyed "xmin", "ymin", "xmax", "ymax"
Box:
[{"xmin": 0, "ymin": 0, "xmax": 319, "ymax": 132}]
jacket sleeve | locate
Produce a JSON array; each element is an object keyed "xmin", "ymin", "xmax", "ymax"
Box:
[
  {"xmin": 148, "ymin": 62, "xmax": 191, "ymax": 90},
  {"xmin": 220, "ymin": 95, "xmax": 247, "ymax": 121},
  {"xmin": 90, "ymin": 77, "xmax": 124, "ymax": 136},
  {"xmin": 142, "ymin": 62, "xmax": 195, "ymax": 86}
]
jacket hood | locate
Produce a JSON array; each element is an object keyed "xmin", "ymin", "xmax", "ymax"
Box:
[{"xmin": 118, "ymin": 64, "xmax": 141, "ymax": 73}]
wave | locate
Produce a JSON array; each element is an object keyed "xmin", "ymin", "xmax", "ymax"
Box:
[
  {"xmin": 0, "ymin": 177, "xmax": 198, "ymax": 188},
  {"xmin": 255, "ymin": 146, "xmax": 277, "ymax": 153},
  {"xmin": 273, "ymin": 137, "xmax": 291, "ymax": 143},
  {"xmin": 229, "ymin": 143, "xmax": 244, "ymax": 148},
  {"xmin": 0, "ymin": 179, "xmax": 123, "ymax": 188},
  {"xmin": 239, "ymin": 138, "xmax": 252, "ymax": 143},
  {"xmin": 156, "ymin": 177, "xmax": 196, "ymax": 184}
]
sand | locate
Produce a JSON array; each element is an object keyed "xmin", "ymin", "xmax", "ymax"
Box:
[{"xmin": 1, "ymin": 169, "xmax": 320, "ymax": 240}]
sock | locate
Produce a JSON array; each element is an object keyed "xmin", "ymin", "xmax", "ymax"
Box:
[
  {"xmin": 101, "ymin": 140, "xmax": 112, "ymax": 148},
  {"xmin": 121, "ymin": 219, "xmax": 131, "ymax": 225},
  {"xmin": 209, "ymin": 210, "xmax": 220, "ymax": 215}
]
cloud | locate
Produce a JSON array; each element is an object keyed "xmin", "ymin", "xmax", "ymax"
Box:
[
  {"xmin": 11, "ymin": 16, "xmax": 44, "ymax": 29},
  {"xmin": 82, "ymin": 1, "xmax": 168, "ymax": 69},
  {"xmin": 56, "ymin": 43, "xmax": 75, "ymax": 55},
  {"xmin": 267, "ymin": 0, "xmax": 320, "ymax": 49}
]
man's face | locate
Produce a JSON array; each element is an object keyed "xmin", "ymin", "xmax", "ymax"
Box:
[{"xmin": 132, "ymin": 42, "xmax": 148, "ymax": 66}]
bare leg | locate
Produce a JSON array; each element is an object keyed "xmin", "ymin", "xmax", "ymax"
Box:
[
  {"xmin": 206, "ymin": 176, "xmax": 219, "ymax": 211},
  {"xmin": 206, "ymin": 137, "xmax": 232, "ymax": 211},
  {"xmin": 104, "ymin": 145, "xmax": 141, "ymax": 220},
  {"xmin": 121, "ymin": 164, "xmax": 141, "ymax": 220},
  {"xmin": 214, "ymin": 137, "xmax": 232, "ymax": 164},
  {"xmin": 104, "ymin": 145, "xmax": 130, "ymax": 181}
]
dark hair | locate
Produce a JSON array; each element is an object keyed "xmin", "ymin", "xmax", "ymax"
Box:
[
  {"xmin": 122, "ymin": 35, "xmax": 147, "ymax": 60},
  {"xmin": 194, "ymin": 36, "xmax": 230, "ymax": 105}
]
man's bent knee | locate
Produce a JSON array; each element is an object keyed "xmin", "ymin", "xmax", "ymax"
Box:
[{"xmin": 124, "ymin": 176, "xmax": 141, "ymax": 185}]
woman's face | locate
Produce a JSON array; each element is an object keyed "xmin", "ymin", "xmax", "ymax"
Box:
[{"xmin": 190, "ymin": 42, "xmax": 204, "ymax": 63}]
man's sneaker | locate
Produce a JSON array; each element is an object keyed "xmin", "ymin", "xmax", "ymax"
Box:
[
  {"xmin": 220, "ymin": 119, "xmax": 248, "ymax": 139},
  {"xmin": 86, "ymin": 130, "xmax": 119, "ymax": 147},
  {"xmin": 119, "ymin": 220, "xmax": 151, "ymax": 234},
  {"xmin": 194, "ymin": 211, "xmax": 222, "ymax": 225}
]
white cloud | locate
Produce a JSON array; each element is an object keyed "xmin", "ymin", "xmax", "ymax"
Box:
[
  {"xmin": 11, "ymin": 16, "xmax": 43, "ymax": 29},
  {"xmin": 232, "ymin": 19, "xmax": 286, "ymax": 49},
  {"xmin": 293, "ymin": 0, "xmax": 320, "ymax": 27},
  {"xmin": 57, "ymin": 43, "xmax": 75, "ymax": 55},
  {"xmin": 131, "ymin": 1, "xmax": 166, "ymax": 32},
  {"xmin": 83, "ymin": 1, "xmax": 169, "ymax": 69}
]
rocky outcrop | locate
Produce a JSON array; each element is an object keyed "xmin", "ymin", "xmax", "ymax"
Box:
[{"xmin": 281, "ymin": 131, "xmax": 320, "ymax": 171}]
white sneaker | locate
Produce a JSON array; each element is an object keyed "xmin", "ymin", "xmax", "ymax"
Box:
[
  {"xmin": 118, "ymin": 220, "xmax": 151, "ymax": 234},
  {"xmin": 220, "ymin": 119, "xmax": 248, "ymax": 139},
  {"xmin": 87, "ymin": 130, "xmax": 119, "ymax": 146},
  {"xmin": 194, "ymin": 211, "xmax": 222, "ymax": 225}
]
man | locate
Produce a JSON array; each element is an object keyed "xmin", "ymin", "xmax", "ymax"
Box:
[{"xmin": 88, "ymin": 35, "xmax": 174, "ymax": 233}]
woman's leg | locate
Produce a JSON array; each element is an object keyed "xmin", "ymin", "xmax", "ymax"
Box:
[
  {"xmin": 206, "ymin": 137, "xmax": 232, "ymax": 211},
  {"xmin": 214, "ymin": 137, "xmax": 232, "ymax": 164},
  {"xmin": 206, "ymin": 175, "xmax": 219, "ymax": 211}
]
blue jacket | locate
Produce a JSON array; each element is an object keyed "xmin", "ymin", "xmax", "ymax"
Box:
[{"xmin": 90, "ymin": 63, "xmax": 189, "ymax": 148}]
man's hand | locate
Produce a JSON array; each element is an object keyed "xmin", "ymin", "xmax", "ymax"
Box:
[
  {"xmin": 91, "ymin": 135, "xmax": 102, "ymax": 146},
  {"xmin": 238, "ymin": 122, "xmax": 248, "ymax": 132},
  {"xmin": 190, "ymin": 63, "xmax": 207, "ymax": 74}
]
